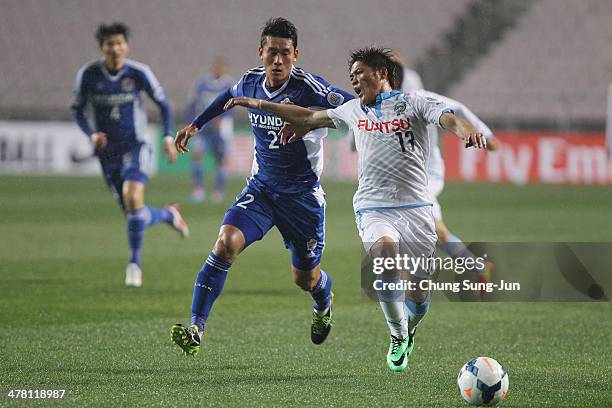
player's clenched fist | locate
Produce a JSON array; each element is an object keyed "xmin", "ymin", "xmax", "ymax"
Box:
[
  {"xmin": 174, "ymin": 124, "xmax": 199, "ymax": 153},
  {"xmin": 90, "ymin": 132, "xmax": 108, "ymax": 151},
  {"xmin": 162, "ymin": 135, "xmax": 177, "ymax": 164}
]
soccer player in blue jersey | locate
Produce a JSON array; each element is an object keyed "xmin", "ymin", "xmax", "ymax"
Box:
[
  {"xmin": 170, "ymin": 18, "xmax": 354, "ymax": 356},
  {"xmin": 71, "ymin": 22, "xmax": 190, "ymax": 288},
  {"xmin": 184, "ymin": 57, "xmax": 235, "ymax": 203}
]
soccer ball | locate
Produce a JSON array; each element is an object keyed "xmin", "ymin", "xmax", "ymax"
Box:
[{"xmin": 457, "ymin": 357, "xmax": 509, "ymax": 405}]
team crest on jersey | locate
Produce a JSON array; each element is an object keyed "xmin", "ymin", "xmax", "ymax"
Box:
[
  {"xmin": 393, "ymin": 101, "xmax": 407, "ymax": 115},
  {"xmin": 306, "ymin": 239, "xmax": 318, "ymax": 258},
  {"xmin": 280, "ymin": 95, "xmax": 293, "ymax": 104},
  {"xmin": 122, "ymin": 78, "xmax": 134, "ymax": 92},
  {"xmin": 327, "ymin": 91, "xmax": 344, "ymax": 107},
  {"xmin": 122, "ymin": 152, "xmax": 132, "ymax": 165}
]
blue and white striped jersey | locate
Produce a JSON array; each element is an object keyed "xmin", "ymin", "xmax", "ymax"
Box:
[
  {"xmin": 71, "ymin": 59, "xmax": 172, "ymax": 158},
  {"xmin": 228, "ymin": 65, "xmax": 354, "ymax": 193}
]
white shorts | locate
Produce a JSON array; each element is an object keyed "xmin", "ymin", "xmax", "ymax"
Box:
[
  {"xmin": 427, "ymin": 176, "xmax": 445, "ymax": 221},
  {"xmin": 356, "ymin": 206, "xmax": 437, "ymax": 278}
]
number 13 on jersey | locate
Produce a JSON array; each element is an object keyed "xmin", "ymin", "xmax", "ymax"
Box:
[{"xmin": 395, "ymin": 130, "xmax": 415, "ymax": 153}]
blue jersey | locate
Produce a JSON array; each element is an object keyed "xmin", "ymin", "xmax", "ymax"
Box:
[
  {"xmin": 71, "ymin": 59, "xmax": 173, "ymax": 158},
  {"xmin": 185, "ymin": 73, "xmax": 235, "ymax": 137},
  {"xmin": 193, "ymin": 66, "xmax": 354, "ymax": 193}
]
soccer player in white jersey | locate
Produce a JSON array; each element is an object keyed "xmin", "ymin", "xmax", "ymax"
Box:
[
  {"xmin": 224, "ymin": 48, "xmax": 487, "ymax": 372},
  {"xmin": 391, "ymin": 56, "xmax": 499, "ymax": 291}
]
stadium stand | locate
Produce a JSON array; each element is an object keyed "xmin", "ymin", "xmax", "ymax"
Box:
[
  {"xmin": 2, "ymin": 0, "xmax": 609, "ymax": 129},
  {"xmin": 0, "ymin": 0, "xmax": 470, "ymax": 120},
  {"xmin": 449, "ymin": 0, "xmax": 612, "ymax": 129}
]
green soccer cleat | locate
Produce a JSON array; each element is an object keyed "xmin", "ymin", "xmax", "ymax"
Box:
[
  {"xmin": 170, "ymin": 323, "xmax": 201, "ymax": 357},
  {"xmin": 311, "ymin": 292, "xmax": 334, "ymax": 345},
  {"xmin": 387, "ymin": 335, "xmax": 411, "ymax": 372},
  {"xmin": 405, "ymin": 329, "xmax": 416, "ymax": 362}
]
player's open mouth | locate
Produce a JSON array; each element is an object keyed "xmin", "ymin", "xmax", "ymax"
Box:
[{"xmin": 354, "ymin": 87, "xmax": 362, "ymax": 97}]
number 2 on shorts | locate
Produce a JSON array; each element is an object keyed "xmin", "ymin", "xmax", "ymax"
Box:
[{"xmin": 236, "ymin": 193, "xmax": 255, "ymax": 209}]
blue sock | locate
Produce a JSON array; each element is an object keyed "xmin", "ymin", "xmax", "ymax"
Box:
[
  {"xmin": 215, "ymin": 168, "xmax": 227, "ymax": 192},
  {"xmin": 377, "ymin": 274, "xmax": 403, "ymax": 303},
  {"xmin": 126, "ymin": 208, "xmax": 146, "ymax": 266},
  {"xmin": 191, "ymin": 252, "xmax": 231, "ymax": 332},
  {"xmin": 405, "ymin": 293, "xmax": 431, "ymax": 334},
  {"xmin": 192, "ymin": 160, "xmax": 204, "ymax": 188},
  {"xmin": 310, "ymin": 270, "xmax": 332, "ymax": 314},
  {"xmin": 144, "ymin": 206, "xmax": 172, "ymax": 228},
  {"xmin": 441, "ymin": 233, "xmax": 484, "ymax": 273},
  {"xmin": 441, "ymin": 233, "xmax": 477, "ymax": 259}
]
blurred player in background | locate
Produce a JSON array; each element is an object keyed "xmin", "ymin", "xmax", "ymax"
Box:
[
  {"xmin": 390, "ymin": 52, "xmax": 424, "ymax": 92},
  {"xmin": 224, "ymin": 47, "xmax": 487, "ymax": 372},
  {"xmin": 171, "ymin": 18, "xmax": 354, "ymax": 357},
  {"xmin": 184, "ymin": 57, "xmax": 235, "ymax": 203},
  {"xmin": 71, "ymin": 22, "xmax": 189, "ymax": 288},
  {"xmin": 391, "ymin": 52, "xmax": 499, "ymax": 289}
]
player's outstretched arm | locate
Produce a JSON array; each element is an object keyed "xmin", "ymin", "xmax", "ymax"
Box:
[
  {"xmin": 440, "ymin": 112, "xmax": 487, "ymax": 149},
  {"xmin": 450, "ymin": 99, "xmax": 498, "ymax": 151},
  {"xmin": 224, "ymin": 97, "xmax": 335, "ymax": 144}
]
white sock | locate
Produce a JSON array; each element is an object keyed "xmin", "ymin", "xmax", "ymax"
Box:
[{"xmin": 380, "ymin": 301, "xmax": 408, "ymax": 339}]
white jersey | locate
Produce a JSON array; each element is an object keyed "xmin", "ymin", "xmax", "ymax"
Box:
[
  {"xmin": 401, "ymin": 67, "xmax": 424, "ymax": 94},
  {"xmin": 327, "ymin": 91, "xmax": 452, "ymax": 213},
  {"xmin": 414, "ymin": 90, "xmax": 494, "ymax": 181}
]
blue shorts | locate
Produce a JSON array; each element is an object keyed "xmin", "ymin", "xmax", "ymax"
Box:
[
  {"xmin": 223, "ymin": 180, "xmax": 326, "ymax": 271},
  {"xmin": 99, "ymin": 143, "xmax": 152, "ymax": 209}
]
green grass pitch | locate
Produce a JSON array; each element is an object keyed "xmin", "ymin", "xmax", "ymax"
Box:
[{"xmin": 1, "ymin": 175, "xmax": 611, "ymax": 407}]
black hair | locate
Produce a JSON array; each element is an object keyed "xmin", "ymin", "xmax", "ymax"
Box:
[
  {"xmin": 390, "ymin": 60, "xmax": 404, "ymax": 90},
  {"xmin": 260, "ymin": 17, "xmax": 298, "ymax": 48},
  {"xmin": 95, "ymin": 22, "xmax": 130, "ymax": 46},
  {"xmin": 348, "ymin": 47, "xmax": 398, "ymax": 89}
]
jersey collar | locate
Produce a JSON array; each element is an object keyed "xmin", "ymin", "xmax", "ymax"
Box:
[
  {"xmin": 100, "ymin": 60, "xmax": 127, "ymax": 82},
  {"xmin": 362, "ymin": 90, "xmax": 401, "ymax": 118},
  {"xmin": 262, "ymin": 68, "xmax": 292, "ymax": 99}
]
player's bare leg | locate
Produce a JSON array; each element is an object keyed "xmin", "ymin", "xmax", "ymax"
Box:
[{"xmin": 212, "ymin": 224, "xmax": 245, "ymax": 262}]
